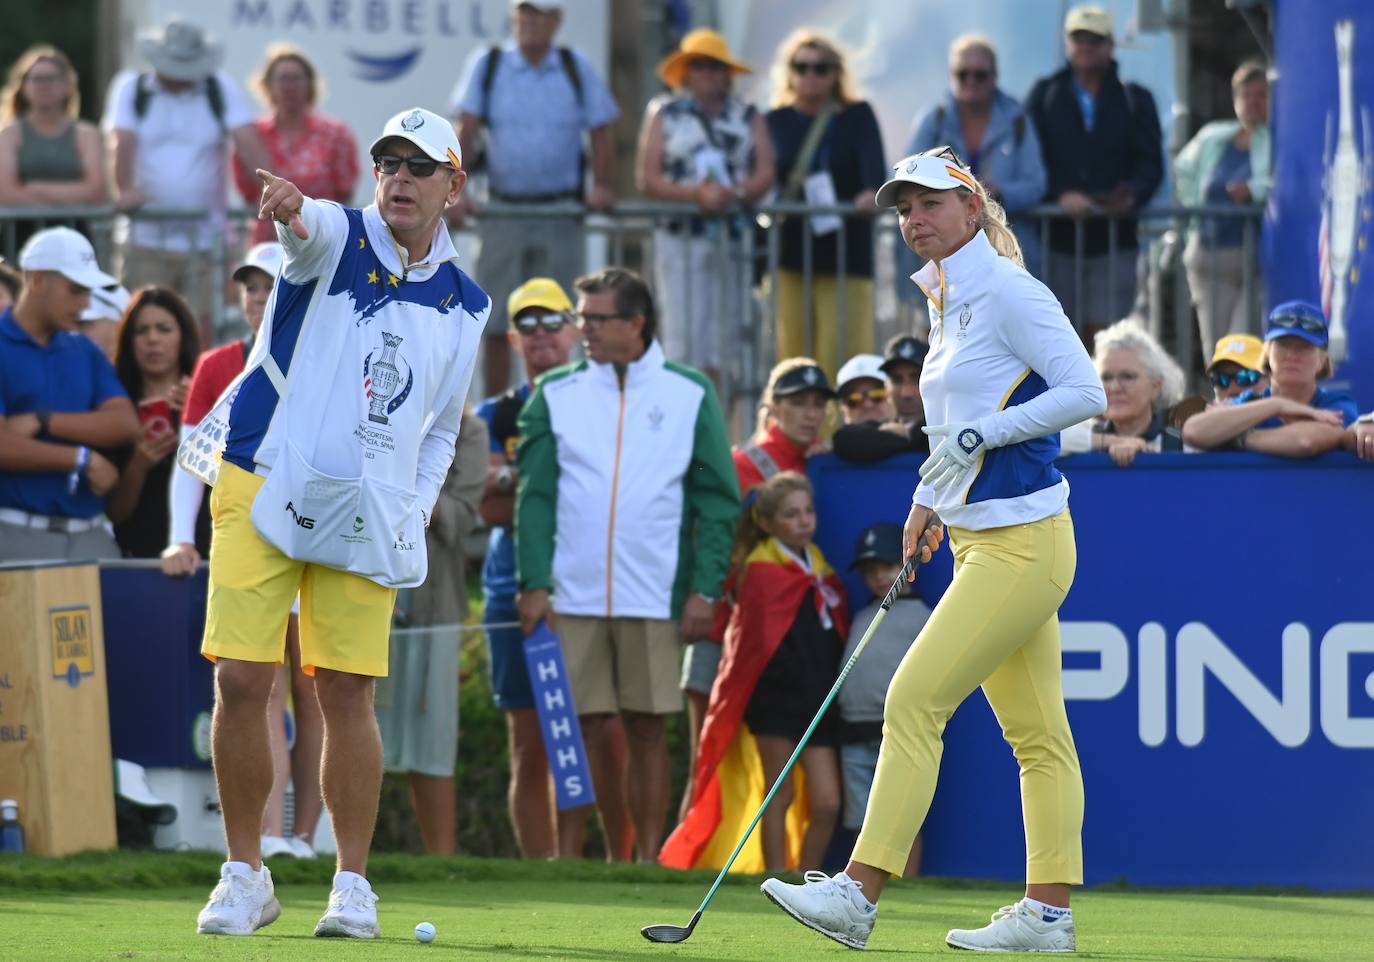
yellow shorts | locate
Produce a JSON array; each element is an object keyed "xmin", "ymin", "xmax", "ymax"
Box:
[{"xmin": 201, "ymin": 461, "xmax": 396, "ymax": 677}]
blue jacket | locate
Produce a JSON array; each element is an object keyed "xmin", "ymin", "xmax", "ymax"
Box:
[
  {"xmin": 905, "ymin": 89, "xmax": 1047, "ymax": 215},
  {"xmin": 1025, "ymin": 61, "xmax": 1164, "ymax": 253}
]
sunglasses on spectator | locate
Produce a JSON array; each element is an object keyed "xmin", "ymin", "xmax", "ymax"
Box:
[
  {"xmin": 790, "ymin": 61, "xmax": 834, "ymax": 77},
  {"xmin": 1209, "ymin": 368, "xmax": 1261, "ymax": 390},
  {"xmin": 373, "ymin": 154, "xmax": 453, "ymax": 178},
  {"xmin": 954, "ymin": 69, "xmax": 992, "ymax": 83},
  {"xmin": 1269, "ymin": 313, "xmax": 1326, "ymax": 335},
  {"xmin": 843, "ymin": 387, "xmax": 889, "ymax": 407},
  {"xmin": 1070, "ymin": 31, "xmax": 1110, "ymax": 45},
  {"xmin": 515, "ymin": 311, "xmax": 568, "ymax": 335},
  {"xmin": 1100, "ymin": 370, "xmax": 1143, "ymax": 386},
  {"xmin": 687, "ymin": 58, "xmax": 729, "ymax": 73}
]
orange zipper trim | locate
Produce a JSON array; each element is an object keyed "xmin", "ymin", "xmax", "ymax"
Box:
[{"xmin": 606, "ymin": 383, "xmax": 627, "ymax": 615}]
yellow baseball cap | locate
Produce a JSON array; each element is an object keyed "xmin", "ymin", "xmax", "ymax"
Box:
[
  {"xmin": 1207, "ymin": 334, "xmax": 1264, "ymax": 372},
  {"xmin": 507, "ymin": 277, "xmax": 573, "ymax": 319},
  {"xmin": 1065, "ymin": 5, "xmax": 1113, "ymax": 37}
]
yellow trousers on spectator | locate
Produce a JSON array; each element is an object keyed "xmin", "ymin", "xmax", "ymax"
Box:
[
  {"xmin": 852, "ymin": 511, "xmax": 1084, "ymax": 884},
  {"xmin": 775, "ymin": 270, "xmax": 873, "ymax": 376}
]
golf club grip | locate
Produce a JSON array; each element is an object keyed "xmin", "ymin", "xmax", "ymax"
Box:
[{"xmin": 690, "ymin": 524, "xmax": 941, "ymax": 915}]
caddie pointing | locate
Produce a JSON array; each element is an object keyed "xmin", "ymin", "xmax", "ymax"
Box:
[{"xmin": 186, "ymin": 106, "xmax": 488, "ymax": 939}]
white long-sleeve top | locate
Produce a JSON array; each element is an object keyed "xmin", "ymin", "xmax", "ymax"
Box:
[
  {"xmin": 912, "ymin": 230, "xmax": 1106, "ymax": 529},
  {"xmin": 219, "ymin": 199, "xmax": 488, "ymax": 517}
]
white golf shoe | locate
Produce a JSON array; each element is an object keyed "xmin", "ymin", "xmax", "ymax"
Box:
[
  {"xmin": 760, "ymin": 870, "xmax": 876, "ymax": 950},
  {"xmin": 196, "ymin": 862, "xmax": 281, "ymax": 936},
  {"xmin": 260, "ymin": 834, "xmax": 294, "ymax": 859},
  {"xmin": 314, "ymin": 871, "xmax": 381, "ymax": 939},
  {"xmin": 285, "ymin": 835, "xmax": 317, "ymax": 859},
  {"xmin": 946, "ymin": 899, "xmax": 1075, "ymax": 952}
]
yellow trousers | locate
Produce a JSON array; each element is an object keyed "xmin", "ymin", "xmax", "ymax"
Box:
[
  {"xmin": 852, "ymin": 511, "xmax": 1084, "ymax": 884},
  {"xmin": 775, "ymin": 270, "xmax": 874, "ymax": 377}
]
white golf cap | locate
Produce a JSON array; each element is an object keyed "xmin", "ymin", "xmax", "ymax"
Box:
[
  {"xmin": 836, "ymin": 353, "xmax": 888, "ymax": 394},
  {"xmin": 18, "ymin": 227, "xmax": 116, "ymax": 290},
  {"xmin": 875, "ymin": 149, "xmax": 979, "ymax": 209},
  {"xmin": 232, "ymin": 241, "xmax": 284, "ymax": 283},
  {"xmin": 81, "ymin": 284, "xmax": 131, "ymax": 323},
  {"xmin": 368, "ymin": 107, "xmax": 462, "ymax": 168}
]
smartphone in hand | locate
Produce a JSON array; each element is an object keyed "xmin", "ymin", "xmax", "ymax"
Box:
[{"xmin": 137, "ymin": 398, "xmax": 173, "ymax": 441}]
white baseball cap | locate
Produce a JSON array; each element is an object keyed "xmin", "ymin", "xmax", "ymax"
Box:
[
  {"xmin": 875, "ymin": 149, "xmax": 980, "ymax": 208},
  {"xmin": 18, "ymin": 227, "xmax": 116, "ymax": 290},
  {"xmin": 232, "ymin": 242, "xmax": 284, "ymax": 283},
  {"xmin": 368, "ymin": 107, "xmax": 462, "ymax": 168},
  {"xmin": 80, "ymin": 284, "xmax": 131, "ymax": 323},
  {"xmin": 836, "ymin": 353, "xmax": 888, "ymax": 394}
]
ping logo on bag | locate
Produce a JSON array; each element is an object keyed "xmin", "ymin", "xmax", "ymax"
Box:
[{"xmin": 285, "ymin": 501, "xmax": 317, "ymax": 530}]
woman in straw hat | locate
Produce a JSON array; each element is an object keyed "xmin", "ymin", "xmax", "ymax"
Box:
[{"xmin": 636, "ymin": 28, "xmax": 774, "ymax": 386}]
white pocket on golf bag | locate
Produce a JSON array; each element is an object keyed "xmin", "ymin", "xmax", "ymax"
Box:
[
  {"xmin": 249, "ymin": 438, "xmax": 428, "ymax": 589},
  {"xmin": 176, "ymin": 379, "xmax": 244, "ymax": 486}
]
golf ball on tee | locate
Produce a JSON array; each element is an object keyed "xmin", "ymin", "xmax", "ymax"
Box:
[{"xmin": 415, "ymin": 921, "xmax": 436, "ymax": 943}]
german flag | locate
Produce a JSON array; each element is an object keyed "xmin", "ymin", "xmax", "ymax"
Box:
[{"xmin": 659, "ymin": 538, "xmax": 848, "ymax": 872}]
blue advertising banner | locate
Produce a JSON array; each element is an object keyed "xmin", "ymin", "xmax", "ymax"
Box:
[
  {"xmin": 1266, "ymin": 0, "xmax": 1374, "ymax": 409},
  {"xmin": 810, "ymin": 452, "xmax": 1373, "ymax": 890},
  {"xmin": 523, "ymin": 622, "xmax": 596, "ymax": 811}
]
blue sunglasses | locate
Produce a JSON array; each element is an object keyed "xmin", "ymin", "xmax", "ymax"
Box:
[{"xmin": 1209, "ymin": 368, "xmax": 1261, "ymax": 390}]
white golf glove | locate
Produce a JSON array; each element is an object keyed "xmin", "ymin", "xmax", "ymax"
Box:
[{"xmin": 919, "ymin": 421, "xmax": 988, "ymax": 493}]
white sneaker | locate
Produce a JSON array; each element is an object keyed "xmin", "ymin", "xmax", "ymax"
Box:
[
  {"xmin": 196, "ymin": 863, "xmax": 281, "ymax": 936},
  {"xmin": 261, "ymin": 834, "xmax": 294, "ymax": 859},
  {"xmin": 946, "ymin": 899, "xmax": 1075, "ymax": 953},
  {"xmin": 760, "ymin": 871, "xmax": 876, "ymax": 950},
  {"xmin": 314, "ymin": 871, "xmax": 380, "ymax": 939},
  {"xmin": 286, "ymin": 836, "xmax": 317, "ymax": 859}
]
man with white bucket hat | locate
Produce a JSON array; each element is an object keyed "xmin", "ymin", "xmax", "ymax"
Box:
[{"xmin": 185, "ymin": 106, "xmax": 488, "ymax": 939}]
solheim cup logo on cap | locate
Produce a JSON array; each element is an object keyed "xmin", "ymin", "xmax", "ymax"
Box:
[
  {"xmin": 958, "ymin": 427, "xmax": 984, "ymax": 455},
  {"xmin": 399, "ymin": 109, "xmax": 425, "ymax": 132},
  {"xmin": 905, "ymin": 158, "xmax": 921, "ymax": 175},
  {"xmin": 363, "ymin": 332, "xmax": 413, "ymax": 425}
]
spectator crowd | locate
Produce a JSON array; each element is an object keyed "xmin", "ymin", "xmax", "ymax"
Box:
[{"xmin": 0, "ymin": 2, "xmax": 1368, "ymax": 867}]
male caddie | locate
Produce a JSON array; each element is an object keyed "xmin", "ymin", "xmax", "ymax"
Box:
[{"xmin": 188, "ymin": 106, "xmax": 488, "ymax": 939}]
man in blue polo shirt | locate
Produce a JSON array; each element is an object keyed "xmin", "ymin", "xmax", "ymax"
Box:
[
  {"xmin": 449, "ymin": 0, "xmax": 619, "ymax": 394},
  {"xmin": 0, "ymin": 227, "xmax": 139, "ymax": 562}
]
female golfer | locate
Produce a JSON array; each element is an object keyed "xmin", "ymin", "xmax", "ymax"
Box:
[{"xmin": 761, "ymin": 146, "xmax": 1106, "ymax": 953}]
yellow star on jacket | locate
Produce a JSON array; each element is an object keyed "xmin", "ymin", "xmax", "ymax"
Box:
[
  {"xmin": 388, "ymin": 274, "xmax": 399, "ymax": 287},
  {"xmin": 367, "ymin": 269, "xmax": 379, "ymax": 285}
]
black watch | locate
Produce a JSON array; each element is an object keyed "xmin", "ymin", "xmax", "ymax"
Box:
[{"xmin": 36, "ymin": 409, "xmax": 51, "ymax": 435}]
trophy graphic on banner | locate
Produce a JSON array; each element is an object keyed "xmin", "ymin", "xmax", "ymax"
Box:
[
  {"xmin": 367, "ymin": 333, "xmax": 405, "ymax": 424},
  {"xmin": 1323, "ymin": 19, "xmax": 1368, "ymax": 363}
]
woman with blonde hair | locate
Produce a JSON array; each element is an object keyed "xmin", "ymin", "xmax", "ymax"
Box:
[
  {"xmin": 0, "ymin": 46, "xmax": 106, "ymax": 230},
  {"xmin": 232, "ymin": 45, "xmax": 358, "ymax": 244},
  {"xmin": 765, "ymin": 30, "xmax": 886, "ymax": 376},
  {"xmin": 761, "ymin": 145, "xmax": 1105, "ymax": 952},
  {"xmin": 676, "ymin": 356, "xmax": 837, "ymax": 822}
]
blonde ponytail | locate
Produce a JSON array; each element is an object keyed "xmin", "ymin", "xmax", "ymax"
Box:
[{"xmin": 970, "ymin": 179, "xmax": 1024, "ymax": 269}]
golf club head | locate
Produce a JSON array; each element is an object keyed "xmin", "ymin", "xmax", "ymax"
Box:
[{"xmin": 641, "ymin": 910, "xmax": 701, "ymax": 943}]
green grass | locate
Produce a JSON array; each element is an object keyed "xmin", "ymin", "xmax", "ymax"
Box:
[{"xmin": 0, "ymin": 854, "xmax": 1371, "ymax": 961}]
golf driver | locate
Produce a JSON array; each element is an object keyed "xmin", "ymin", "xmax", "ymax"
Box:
[{"xmin": 641, "ymin": 525, "xmax": 941, "ymax": 944}]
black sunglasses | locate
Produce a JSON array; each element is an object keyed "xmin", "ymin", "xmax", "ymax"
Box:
[
  {"xmin": 954, "ymin": 69, "xmax": 992, "ymax": 83},
  {"xmin": 920, "ymin": 144, "xmax": 968, "ymax": 168},
  {"xmin": 515, "ymin": 311, "xmax": 568, "ymax": 335},
  {"xmin": 790, "ymin": 61, "xmax": 834, "ymax": 77},
  {"xmin": 1269, "ymin": 313, "xmax": 1326, "ymax": 335},
  {"xmin": 1209, "ymin": 368, "xmax": 1261, "ymax": 390},
  {"xmin": 373, "ymin": 154, "xmax": 452, "ymax": 178}
]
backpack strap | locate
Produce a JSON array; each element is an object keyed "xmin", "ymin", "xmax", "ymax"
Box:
[
  {"xmin": 557, "ymin": 47, "xmax": 584, "ymax": 108},
  {"xmin": 204, "ymin": 73, "xmax": 226, "ymax": 131},
  {"xmin": 1013, "ymin": 112, "xmax": 1025, "ymax": 147},
  {"xmin": 132, "ymin": 72, "xmax": 152, "ymax": 120},
  {"xmin": 740, "ymin": 442, "xmax": 782, "ymax": 482},
  {"xmin": 479, "ymin": 45, "xmax": 502, "ymax": 123}
]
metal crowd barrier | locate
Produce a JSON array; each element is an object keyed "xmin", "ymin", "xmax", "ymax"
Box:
[{"xmin": 0, "ymin": 200, "xmax": 1262, "ymax": 433}]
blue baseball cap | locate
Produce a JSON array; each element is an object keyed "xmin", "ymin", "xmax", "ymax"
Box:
[
  {"xmin": 1264, "ymin": 301, "xmax": 1328, "ymax": 348},
  {"xmin": 849, "ymin": 522, "xmax": 904, "ymax": 569}
]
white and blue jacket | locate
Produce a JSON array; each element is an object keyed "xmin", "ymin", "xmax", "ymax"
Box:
[
  {"xmin": 222, "ymin": 198, "xmax": 489, "ymax": 517},
  {"xmin": 912, "ymin": 230, "xmax": 1105, "ymax": 529}
]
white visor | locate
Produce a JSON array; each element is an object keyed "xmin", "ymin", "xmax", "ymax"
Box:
[{"xmin": 875, "ymin": 151, "xmax": 979, "ymax": 208}]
